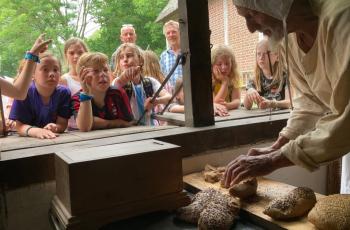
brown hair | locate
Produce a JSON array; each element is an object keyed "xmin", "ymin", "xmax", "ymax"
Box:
[
  {"xmin": 112, "ymin": 43, "xmax": 144, "ymax": 77},
  {"xmin": 211, "ymin": 44, "xmax": 240, "ymax": 88},
  {"xmin": 39, "ymin": 52, "xmax": 62, "ymax": 71},
  {"xmin": 254, "ymin": 39, "xmax": 284, "ymax": 92},
  {"xmin": 76, "ymin": 52, "xmax": 109, "ymax": 75},
  {"xmin": 143, "ymin": 50, "xmax": 165, "ymax": 83},
  {"xmin": 63, "ymin": 38, "xmax": 89, "ymax": 62}
]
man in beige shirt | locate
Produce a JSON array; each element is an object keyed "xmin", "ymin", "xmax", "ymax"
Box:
[{"xmin": 223, "ymin": 0, "xmax": 350, "ymax": 191}]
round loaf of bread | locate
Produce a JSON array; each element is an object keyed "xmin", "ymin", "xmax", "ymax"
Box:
[
  {"xmin": 263, "ymin": 187, "xmax": 316, "ymax": 220},
  {"xmin": 308, "ymin": 194, "xmax": 350, "ymax": 230}
]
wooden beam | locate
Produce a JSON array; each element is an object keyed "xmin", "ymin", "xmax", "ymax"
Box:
[{"xmin": 178, "ymin": 0, "xmax": 214, "ymax": 127}]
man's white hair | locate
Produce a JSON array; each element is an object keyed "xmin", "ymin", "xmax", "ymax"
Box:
[
  {"xmin": 163, "ymin": 20, "xmax": 179, "ymax": 35},
  {"xmin": 233, "ymin": 0, "xmax": 294, "ymax": 20}
]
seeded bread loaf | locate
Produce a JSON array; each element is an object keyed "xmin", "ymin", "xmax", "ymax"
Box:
[
  {"xmin": 308, "ymin": 194, "xmax": 350, "ymax": 230},
  {"xmin": 263, "ymin": 187, "xmax": 316, "ymax": 220},
  {"xmin": 177, "ymin": 188, "xmax": 240, "ymax": 229},
  {"xmin": 176, "ymin": 188, "xmax": 217, "ymax": 223}
]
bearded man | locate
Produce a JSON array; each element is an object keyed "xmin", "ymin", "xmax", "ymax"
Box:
[{"xmin": 223, "ymin": 0, "xmax": 350, "ymax": 194}]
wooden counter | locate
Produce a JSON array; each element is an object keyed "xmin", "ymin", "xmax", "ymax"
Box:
[
  {"xmin": 183, "ymin": 172, "xmax": 324, "ymax": 230},
  {"xmin": 154, "ymin": 108, "xmax": 290, "ymax": 126}
]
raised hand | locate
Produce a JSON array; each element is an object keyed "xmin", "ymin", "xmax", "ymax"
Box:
[
  {"xmin": 29, "ymin": 34, "xmax": 52, "ymax": 55},
  {"xmin": 120, "ymin": 66, "xmax": 141, "ymax": 84},
  {"xmin": 79, "ymin": 67, "xmax": 93, "ymax": 94}
]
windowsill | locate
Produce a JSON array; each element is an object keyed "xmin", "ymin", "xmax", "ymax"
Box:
[
  {"xmin": 154, "ymin": 108, "xmax": 290, "ymax": 126},
  {"xmin": 0, "ymin": 110, "xmax": 290, "ymax": 162},
  {"xmin": 0, "ymin": 112, "xmax": 289, "ymax": 188}
]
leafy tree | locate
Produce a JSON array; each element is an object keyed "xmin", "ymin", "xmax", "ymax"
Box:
[
  {"xmin": 0, "ymin": 0, "xmax": 93, "ymax": 76},
  {"xmin": 87, "ymin": 0, "xmax": 167, "ymax": 57},
  {"xmin": 0, "ymin": 0, "xmax": 168, "ymax": 77}
]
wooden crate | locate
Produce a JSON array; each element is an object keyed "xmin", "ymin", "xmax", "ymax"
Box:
[{"xmin": 51, "ymin": 139, "xmax": 190, "ymax": 230}]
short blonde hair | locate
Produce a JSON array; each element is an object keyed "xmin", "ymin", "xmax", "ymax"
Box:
[
  {"xmin": 76, "ymin": 52, "xmax": 109, "ymax": 75},
  {"xmin": 163, "ymin": 20, "xmax": 179, "ymax": 35},
  {"xmin": 113, "ymin": 43, "xmax": 144, "ymax": 77},
  {"xmin": 211, "ymin": 44, "xmax": 240, "ymax": 88}
]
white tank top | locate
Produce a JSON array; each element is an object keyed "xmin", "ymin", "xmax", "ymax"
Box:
[
  {"xmin": 62, "ymin": 73, "xmax": 81, "ymax": 95},
  {"xmin": 61, "ymin": 73, "xmax": 80, "ymax": 130}
]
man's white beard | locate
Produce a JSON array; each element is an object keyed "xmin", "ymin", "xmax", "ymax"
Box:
[{"xmin": 267, "ymin": 28, "xmax": 284, "ymax": 52}]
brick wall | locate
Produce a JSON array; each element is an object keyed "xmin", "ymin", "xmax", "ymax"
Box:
[{"xmin": 208, "ymin": 0, "xmax": 258, "ymax": 86}]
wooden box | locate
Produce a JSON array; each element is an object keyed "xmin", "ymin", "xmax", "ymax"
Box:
[{"xmin": 51, "ymin": 139, "xmax": 190, "ymax": 230}]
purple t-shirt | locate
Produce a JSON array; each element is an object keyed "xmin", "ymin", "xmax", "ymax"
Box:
[{"xmin": 9, "ymin": 83, "xmax": 71, "ymax": 128}]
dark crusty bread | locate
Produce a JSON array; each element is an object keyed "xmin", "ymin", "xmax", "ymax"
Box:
[
  {"xmin": 263, "ymin": 187, "xmax": 316, "ymax": 220},
  {"xmin": 229, "ymin": 178, "xmax": 257, "ymax": 199},
  {"xmin": 308, "ymin": 194, "xmax": 350, "ymax": 230},
  {"xmin": 177, "ymin": 188, "xmax": 240, "ymax": 229}
]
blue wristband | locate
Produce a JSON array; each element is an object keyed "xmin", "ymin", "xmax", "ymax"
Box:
[
  {"xmin": 24, "ymin": 52, "xmax": 40, "ymax": 63},
  {"xmin": 79, "ymin": 92, "xmax": 93, "ymax": 102}
]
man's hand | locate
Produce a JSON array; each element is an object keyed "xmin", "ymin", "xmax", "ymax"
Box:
[{"xmin": 223, "ymin": 149, "xmax": 293, "ymax": 188}]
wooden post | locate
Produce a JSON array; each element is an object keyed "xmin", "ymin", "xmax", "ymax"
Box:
[{"xmin": 178, "ymin": 0, "xmax": 214, "ymax": 127}]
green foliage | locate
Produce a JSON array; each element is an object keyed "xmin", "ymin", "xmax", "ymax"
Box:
[
  {"xmin": 0, "ymin": 0, "xmax": 168, "ymax": 77},
  {"xmin": 87, "ymin": 0, "xmax": 167, "ymax": 57}
]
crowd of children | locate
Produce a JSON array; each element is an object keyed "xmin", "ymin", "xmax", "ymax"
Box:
[{"xmin": 0, "ymin": 25, "xmax": 291, "ymax": 139}]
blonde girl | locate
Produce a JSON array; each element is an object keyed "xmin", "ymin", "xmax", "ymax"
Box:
[
  {"xmin": 211, "ymin": 44, "xmax": 241, "ymax": 110},
  {"xmin": 113, "ymin": 43, "xmax": 171, "ymax": 125},
  {"xmin": 244, "ymin": 39, "xmax": 290, "ymax": 110},
  {"xmin": 60, "ymin": 37, "xmax": 89, "ymax": 95},
  {"xmin": 9, "ymin": 52, "xmax": 71, "ymax": 139}
]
